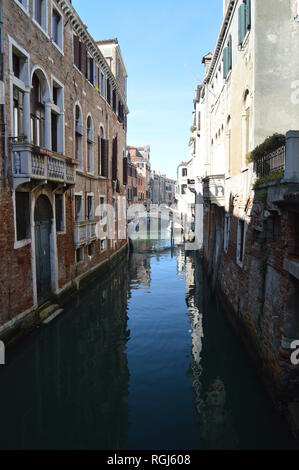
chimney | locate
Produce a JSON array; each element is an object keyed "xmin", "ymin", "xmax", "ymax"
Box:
[{"xmin": 202, "ymin": 53, "xmax": 213, "ymax": 74}]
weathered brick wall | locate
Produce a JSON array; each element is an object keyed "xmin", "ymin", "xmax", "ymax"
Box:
[
  {"xmin": 204, "ymin": 189, "xmax": 298, "ymax": 397},
  {"xmin": 0, "ymin": 0, "xmax": 127, "ymax": 325}
]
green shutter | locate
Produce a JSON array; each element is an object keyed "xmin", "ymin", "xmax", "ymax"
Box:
[
  {"xmin": 228, "ymin": 35, "xmax": 232, "ymax": 71},
  {"xmin": 223, "ymin": 47, "xmax": 228, "ymax": 79},
  {"xmin": 246, "ymin": 0, "xmax": 251, "ymax": 30},
  {"xmin": 222, "ymin": 47, "xmax": 227, "ymax": 78},
  {"xmin": 238, "ymin": 3, "xmax": 246, "ymax": 45}
]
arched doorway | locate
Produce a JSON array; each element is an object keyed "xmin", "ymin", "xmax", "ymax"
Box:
[{"xmin": 34, "ymin": 195, "xmax": 53, "ymax": 303}]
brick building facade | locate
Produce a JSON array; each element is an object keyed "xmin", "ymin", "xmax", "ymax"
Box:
[{"xmin": 0, "ymin": 0, "xmax": 128, "ymax": 338}]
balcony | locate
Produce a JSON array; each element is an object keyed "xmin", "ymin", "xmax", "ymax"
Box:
[
  {"xmin": 74, "ymin": 219, "xmax": 98, "ymax": 248},
  {"xmin": 11, "ymin": 137, "xmax": 76, "ymax": 189},
  {"xmin": 254, "ymin": 146, "xmax": 286, "ymax": 178},
  {"xmin": 203, "ymin": 175, "xmax": 225, "ymax": 206}
]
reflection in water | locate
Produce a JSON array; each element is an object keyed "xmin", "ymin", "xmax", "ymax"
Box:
[
  {"xmin": 0, "ymin": 261, "xmax": 130, "ymax": 450},
  {"xmin": 0, "ymin": 242, "xmax": 296, "ymax": 450},
  {"xmin": 183, "ymin": 253, "xmax": 238, "ymax": 449}
]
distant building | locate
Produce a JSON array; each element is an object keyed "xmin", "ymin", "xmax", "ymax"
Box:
[
  {"xmin": 176, "ymin": 160, "xmax": 196, "ymax": 236},
  {"xmin": 126, "ymin": 152, "xmax": 138, "ymax": 206},
  {"xmin": 151, "ymin": 171, "xmax": 175, "ymax": 206},
  {"xmin": 127, "ymin": 146, "xmax": 151, "ymax": 208}
]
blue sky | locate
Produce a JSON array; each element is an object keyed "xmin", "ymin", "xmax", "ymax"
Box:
[{"xmin": 73, "ymin": 0, "xmax": 222, "ymax": 179}]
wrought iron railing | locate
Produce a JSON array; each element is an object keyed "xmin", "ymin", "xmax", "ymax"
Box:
[{"xmin": 254, "ymin": 146, "xmax": 286, "ymax": 178}]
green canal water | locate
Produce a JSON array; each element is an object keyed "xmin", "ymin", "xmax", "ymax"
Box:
[{"xmin": 0, "ymin": 244, "xmax": 296, "ymax": 449}]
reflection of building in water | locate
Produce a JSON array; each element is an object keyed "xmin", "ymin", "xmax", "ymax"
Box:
[
  {"xmin": 176, "ymin": 248, "xmax": 186, "ymax": 275},
  {"xmin": 184, "ymin": 255, "xmax": 238, "ymax": 450},
  {"xmin": 196, "ymin": 378, "xmax": 238, "ymax": 450},
  {"xmin": 0, "ymin": 261, "xmax": 130, "ymax": 450},
  {"xmin": 129, "ymin": 253, "xmax": 151, "ymax": 288}
]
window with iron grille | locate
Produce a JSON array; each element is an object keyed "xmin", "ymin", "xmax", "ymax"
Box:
[
  {"xmin": 55, "ymin": 194, "xmax": 64, "ymax": 232},
  {"xmin": 16, "ymin": 192, "xmax": 30, "ymax": 241}
]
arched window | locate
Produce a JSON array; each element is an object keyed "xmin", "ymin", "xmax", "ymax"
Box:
[
  {"xmin": 74, "ymin": 104, "xmax": 83, "ymax": 170},
  {"xmin": 31, "ymin": 71, "xmax": 47, "ymax": 147},
  {"xmin": 87, "ymin": 115, "xmax": 94, "ymax": 174}
]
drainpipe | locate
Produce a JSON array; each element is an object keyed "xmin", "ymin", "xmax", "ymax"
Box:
[{"xmin": 0, "ymin": 0, "xmax": 7, "ymax": 181}]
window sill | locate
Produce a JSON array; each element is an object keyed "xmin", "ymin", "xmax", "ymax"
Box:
[
  {"xmin": 14, "ymin": 0, "xmax": 30, "ymax": 16},
  {"xmin": 239, "ymin": 30, "xmax": 251, "ymax": 50},
  {"xmin": 14, "ymin": 239, "xmax": 31, "ymax": 250},
  {"xmin": 51, "ymin": 40, "xmax": 64, "ymax": 56},
  {"xmin": 32, "ymin": 18, "xmax": 50, "ymax": 40}
]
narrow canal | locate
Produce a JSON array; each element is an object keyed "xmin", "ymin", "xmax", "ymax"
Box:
[{"xmin": 0, "ymin": 243, "xmax": 296, "ymax": 450}]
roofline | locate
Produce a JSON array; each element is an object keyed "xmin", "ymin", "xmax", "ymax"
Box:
[
  {"xmin": 57, "ymin": 0, "xmax": 129, "ymax": 113},
  {"xmin": 204, "ymin": 0, "xmax": 236, "ymax": 84}
]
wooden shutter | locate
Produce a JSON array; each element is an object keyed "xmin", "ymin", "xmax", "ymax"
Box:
[
  {"xmin": 73, "ymin": 35, "xmax": 80, "ymax": 68},
  {"xmin": 123, "ymin": 157, "xmax": 128, "ymax": 185},
  {"xmin": 246, "ymin": 0, "xmax": 251, "ymax": 30},
  {"xmin": 98, "ymin": 136, "xmax": 101, "ymax": 175},
  {"xmin": 228, "ymin": 35, "xmax": 232, "ymax": 71},
  {"xmin": 81, "ymin": 42, "xmax": 87, "ymax": 76},
  {"xmin": 223, "ymin": 47, "xmax": 228, "ymax": 78},
  {"xmin": 112, "ymin": 137, "xmax": 118, "ymax": 181},
  {"xmin": 101, "ymin": 139, "xmax": 108, "ymax": 178}
]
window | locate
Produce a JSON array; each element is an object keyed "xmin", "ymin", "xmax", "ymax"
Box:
[
  {"xmin": 106, "ymin": 78, "xmax": 111, "ymax": 105},
  {"xmin": 87, "ymin": 56, "xmax": 95, "ymax": 85},
  {"xmin": 55, "ymin": 194, "xmax": 64, "ymax": 232},
  {"xmin": 182, "ymin": 168, "xmax": 187, "ymax": 177},
  {"xmin": 223, "ymin": 34, "xmax": 232, "ymax": 79},
  {"xmin": 76, "ymin": 246, "xmax": 84, "ymax": 263},
  {"xmin": 13, "ymin": 87, "xmax": 24, "ymax": 138},
  {"xmin": 112, "ymin": 89, "xmax": 117, "ymax": 113},
  {"xmin": 75, "ymin": 195, "xmax": 83, "ymax": 221},
  {"xmin": 181, "ymin": 184, "xmax": 187, "ymax": 195},
  {"xmin": 52, "ymin": 7, "xmax": 63, "ymax": 50},
  {"xmin": 15, "ymin": 0, "xmax": 29, "ymax": 12},
  {"xmin": 34, "ymin": 0, "xmax": 47, "ymax": 32},
  {"xmin": 237, "ymin": 219, "xmax": 246, "ymax": 264},
  {"xmin": 51, "ymin": 112, "xmax": 58, "ymax": 151},
  {"xmin": 238, "ymin": 0, "xmax": 251, "ymax": 46},
  {"xmin": 12, "ymin": 53, "xmax": 20, "ymax": 78},
  {"xmin": 16, "ymin": 192, "xmax": 30, "ymax": 241},
  {"xmin": 30, "ymin": 72, "xmax": 45, "ymax": 147},
  {"xmin": 112, "ymin": 136, "xmax": 118, "ymax": 181},
  {"xmin": 75, "ymin": 104, "xmax": 83, "ymax": 169},
  {"xmin": 87, "ymin": 116, "xmax": 94, "ymax": 173},
  {"xmin": 73, "ymin": 35, "xmax": 87, "ymax": 75},
  {"xmin": 100, "ymin": 70, "xmax": 105, "ymax": 96},
  {"xmin": 87, "ymin": 195, "xmax": 94, "ymax": 220}
]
